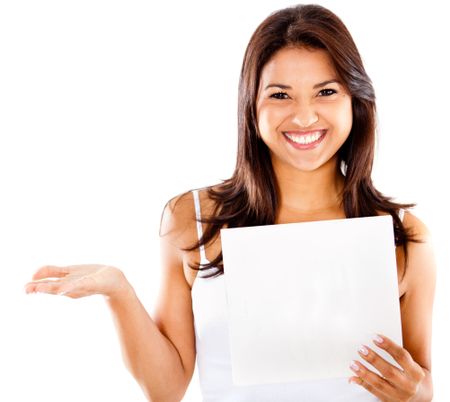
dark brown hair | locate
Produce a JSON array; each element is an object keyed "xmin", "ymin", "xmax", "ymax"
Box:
[{"xmin": 164, "ymin": 3, "xmax": 421, "ymax": 281}]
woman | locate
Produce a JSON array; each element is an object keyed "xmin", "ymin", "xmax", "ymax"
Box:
[{"xmin": 25, "ymin": 4, "xmax": 435, "ymax": 401}]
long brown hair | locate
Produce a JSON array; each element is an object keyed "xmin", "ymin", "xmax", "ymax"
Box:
[{"xmin": 166, "ymin": 4, "xmax": 421, "ymax": 280}]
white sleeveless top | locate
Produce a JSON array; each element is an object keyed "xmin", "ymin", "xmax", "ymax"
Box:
[{"xmin": 191, "ymin": 189, "xmax": 405, "ymax": 402}]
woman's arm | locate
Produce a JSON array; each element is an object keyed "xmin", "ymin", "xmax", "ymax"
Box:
[
  {"xmin": 26, "ymin": 265, "xmax": 190, "ymax": 402},
  {"xmin": 105, "ymin": 280, "xmax": 190, "ymax": 402},
  {"xmin": 349, "ymin": 211, "xmax": 436, "ymax": 401},
  {"xmin": 400, "ymin": 212, "xmax": 437, "ymax": 400},
  {"xmin": 26, "ymin": 194, "xmax": 197, "ymax": 402}
]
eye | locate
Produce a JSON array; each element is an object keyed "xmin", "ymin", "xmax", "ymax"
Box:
[
  {"xmin": 269, "ymin": 89, "xmax": 338, "ymax": 99},
  {"xmin": 318, "ymin": 88, "xmax": 337, "ymax": 96},
  {"xmin": 269, "ymin": 91, "xmax": 289, "ymax": 100}
]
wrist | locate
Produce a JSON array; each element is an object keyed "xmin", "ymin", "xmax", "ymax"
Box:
[{"xmin": 104, "ymin": 269, "xmax": 136, "ymax": 304}]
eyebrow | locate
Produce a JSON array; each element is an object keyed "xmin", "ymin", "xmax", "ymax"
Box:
[{"xmin": 264, "ymin": 79, "xmax": 342, "ymax": 91}]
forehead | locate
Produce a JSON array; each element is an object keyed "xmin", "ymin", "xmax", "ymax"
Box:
[{"xmin": 259, "ymin": 46, "xmax": 338, "ymax": 85}]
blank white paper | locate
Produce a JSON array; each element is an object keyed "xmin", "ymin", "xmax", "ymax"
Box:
[{"xmin": 220, "ymin": 215, "xmax": 403, "ymax": 386}]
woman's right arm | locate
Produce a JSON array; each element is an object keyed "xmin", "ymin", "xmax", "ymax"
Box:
[
  {"xmin": 24, "ymin": 193, "xmax": 197, "ymax": 402},
  {"xmin": 105, "ymin": 272, "xmax": 192, "ymax": 402},
  {"xmin": 107, "ymin": 192, "xmax": 198, "ymax": 401}
]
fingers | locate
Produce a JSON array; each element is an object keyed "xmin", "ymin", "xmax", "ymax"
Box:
[
  {"xmin": 357, "ymin": 343, "xmax": 405, "ymax": 385},
  {"xmin": 25, "ymin": 279, "xmax": 66, "ymax": 295},
  {"xmin": 32, "ymin": 265, "xmax": 70, "ymax": 280},
  {"xmin": 372, "ymin": 334, "xmax": 424, "ymax": 380},
  {"xmin": 349, "ymin": 373, "xmax": 391, "ymax": 401},
  {"xmin": 349, "ymin": 334, "xmax": 427, "ymax": 401},
  {"xmin": 25, "ymin": 273, "xmax": 93, "ymax": 297},
  {"xmin": 349, "ymin": 359, "xmax": 396, "ymax": 400},
  {"xmin": 25, "ymin": 264, "xmax": 118, "ymax": 298}
]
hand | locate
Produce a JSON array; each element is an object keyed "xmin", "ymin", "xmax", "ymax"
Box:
[
  {"xmin": 24, "ymin": 264, "xmax": 133, "ymax": 300},
  {"xmin": 348, "ymin": 334, "xmax": 426, "ymax": 401}
]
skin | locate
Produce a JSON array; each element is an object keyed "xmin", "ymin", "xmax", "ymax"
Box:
[{"xmin": 255, "ymin": 46, "xmax": 435, "ymax": 401}]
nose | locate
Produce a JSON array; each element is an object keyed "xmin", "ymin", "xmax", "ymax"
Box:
[{"xmin": 291, "ymin": 103, "xmax": 319, "ymax": 127}]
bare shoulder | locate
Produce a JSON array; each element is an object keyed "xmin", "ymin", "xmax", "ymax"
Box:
[
  {"xmin": 159, "ymin": 187, "xmax": 218, "ymax": 247},
  {"xmin": 401, "ymin": 210, "xmax": 437, "ymax": 289},
  {"xmin": 159, "ymin": 190, "xmax": 198, "ymax": 251},
  {"xmin": 403, "ymin": 211, "xmax": 435, "ymax": 276},
  {"xmin": 403, "ymin": 210, "xmax": 432, "ymax": 242}
]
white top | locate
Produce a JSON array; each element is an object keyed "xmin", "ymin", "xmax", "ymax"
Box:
[{"xmin": 191, "ymin": 189, "xmax": 405, "ymax": 401}]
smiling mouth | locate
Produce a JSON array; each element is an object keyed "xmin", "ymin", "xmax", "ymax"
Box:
[
  {"xmin": 283, "ymin": 129, "xmax": 326, "ymax": 144},
  {"xmin": 282, "ymin": 129, "xmax": 327, "ymax": 149}
]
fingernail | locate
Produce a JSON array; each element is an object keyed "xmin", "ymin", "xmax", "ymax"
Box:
[
  {"xmin": 374, "ymin": 334, "xmax": 384, "ymax": 344},
  {"xmin": 350, "ymin": 361, "xmax": 359, "ymax": 371},
  {"xmin": 358, "ymin": 345, "xmax": 369, "ymax": 356}
]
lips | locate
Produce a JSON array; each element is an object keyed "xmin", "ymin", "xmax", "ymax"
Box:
[
  {"xmin": 282, "ymin": 129, "xmax": 327, "ymax": 150},
  {"xmin": 283, "ymin": 129, "xmax": 327, "ymax": 136}
]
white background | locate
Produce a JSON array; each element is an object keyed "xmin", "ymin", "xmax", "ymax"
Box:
[{"xmin": 0, "ymin": 0, "xmax": 448, "ymax": 401}]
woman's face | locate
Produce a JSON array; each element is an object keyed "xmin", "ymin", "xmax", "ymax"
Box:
[{"xmin": 255, "ymin": 46, "xmax": 353, "ymax": 173}]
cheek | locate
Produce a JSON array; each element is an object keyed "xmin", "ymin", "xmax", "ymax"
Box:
[
  {"xmin": 257, "ymin": 105, "xmax": 286, "ymax": 136},
  {"xmin": 335, "ymin": 97, "xmax": 353, "ymax": 134},
  {"xmin": 337, "ymin": 99, "xmax": 353, "ymax": 131},
  {"xmin": 340, "ymin": 112, "xmax": 353, "ymax": 142},
  {"xmin": 319, "ymin": 99, "xmax": 353, "ymax": 135}
]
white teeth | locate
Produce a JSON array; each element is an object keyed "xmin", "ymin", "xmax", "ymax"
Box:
[{"xmin": 285, "ymin": 131, "xmax": 324, "ymax": 144}]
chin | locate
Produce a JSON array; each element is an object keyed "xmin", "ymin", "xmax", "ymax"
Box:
[
  {"xmin": 288, "ymin": 156, "xmax": 337, "ymax": 173},
  {"xmin": 294, "ymin": 165, "xmax": 322, "ymax": 172}
]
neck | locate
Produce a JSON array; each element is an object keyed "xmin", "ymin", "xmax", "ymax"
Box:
[{"xmin": 272, "ymin": 155, "xmax": 345, "ymax": 215}]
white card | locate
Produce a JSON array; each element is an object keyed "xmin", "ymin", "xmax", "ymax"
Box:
[{"xmin": 220, "ymin": 215, "xmax": 403, "ymax": 386}]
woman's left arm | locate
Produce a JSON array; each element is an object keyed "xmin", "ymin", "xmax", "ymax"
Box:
[
  {"xmin": 349, "ymin": 212, "xmax": 437, "ymax": 402},
  {"xmin": 398, "ymin": 212, "xmax": 436, "ymax": 401}
]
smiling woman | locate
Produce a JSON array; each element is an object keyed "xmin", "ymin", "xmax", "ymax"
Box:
[
  {"xmin": 165, "ymin": 3, "xmax": 435, "ymax": 401},
  {"xmin": 24, "ymin": 3, "xmax": 436, "ymax": 402}
]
